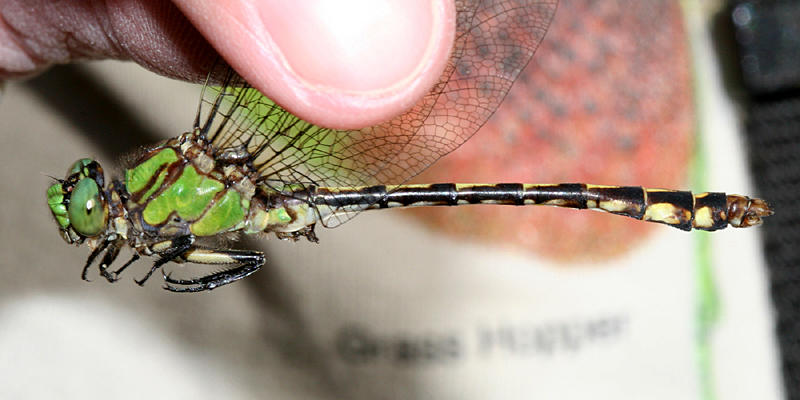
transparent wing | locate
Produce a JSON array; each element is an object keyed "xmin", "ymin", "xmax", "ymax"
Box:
[{"xmin": 195, "ymin": 0, "xmax": 557, "ymax": 227}]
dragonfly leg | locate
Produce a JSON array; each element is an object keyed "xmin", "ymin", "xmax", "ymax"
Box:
[
  {"xmin": 81, "ymin": 239, "xmax": 111, "ymax": 282},
  {"xmin": 162, "ymin": 248, "xmax": 265, "ymax": 293},
  {"xmin": 304, "ymin": 224, "xmax": 319, "ymax": 243},
  {"xmin": 100, "ymin": 253, "xmax": 140, "ymax": 283},
  {"xmin": 135, "ymin": 235, "xmax": 194, "ymax": 287},
  {"xmin": 96, "ymin": 240, "xmax": 123, "ymax": 282}
]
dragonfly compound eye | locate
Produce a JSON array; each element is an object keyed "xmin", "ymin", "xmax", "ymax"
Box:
[
  {"xmin": 67, "ymin": 158, "xmax": 105, "ymax": 188},
  {"xmin": 66, "ymin": 178, "xmax": 108, "ymax": 237},
  {"xmin": 68, "ymin": 158, "xmax": 94, "ymax": 176},
  {"xmin": 46, "ymin": 182, "xmax": 70, "ymax": 230}
]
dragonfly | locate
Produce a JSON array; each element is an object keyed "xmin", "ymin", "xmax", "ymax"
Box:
[{"xmin": 46, "ymin": 0, "xmax": 771, "ymax": 293}]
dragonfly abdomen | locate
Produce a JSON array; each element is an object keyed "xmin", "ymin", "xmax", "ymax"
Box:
[{"xmin": 313, "ymin": 184, "xmax": 772, "ymax": 231}]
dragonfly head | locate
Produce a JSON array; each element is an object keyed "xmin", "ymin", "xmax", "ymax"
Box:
[{"xmin": 46, "ymin": 158, "xmax": 109, "ymax": 244}]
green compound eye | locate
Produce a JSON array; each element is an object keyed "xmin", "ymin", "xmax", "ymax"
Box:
[
  {"xmin": 67, "ymin": 178, "xmax": 107, "ymax": 237},
  {"xmin": 46, "ymin": 183, "xmax": 70, "ymax": 229},
  {"xmin": 68, "ymin": 158, "xmax": 94, "ymax": 178}
]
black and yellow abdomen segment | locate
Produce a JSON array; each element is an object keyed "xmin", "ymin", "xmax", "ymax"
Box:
[
  {"xmin": 313, "ymin": 183, "xmax": 772, "ymax": 231},
  {"xmin": 125, "ymin": 148, "xmax": 248, "ymax": 236}
]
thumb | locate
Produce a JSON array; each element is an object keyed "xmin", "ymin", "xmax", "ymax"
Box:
[{"xmin": 174, "ymin": 0, "xmax": 456, "ymax": 130}]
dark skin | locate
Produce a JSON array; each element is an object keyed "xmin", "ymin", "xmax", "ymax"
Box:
[{"xmin": 0, "ymin": 0, "xmax": 214, "ymax": 81}]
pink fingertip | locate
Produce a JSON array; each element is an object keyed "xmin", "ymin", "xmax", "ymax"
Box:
[{"xmin": 175, "ymin": 0, "xmax": 455, "ymax": 130}]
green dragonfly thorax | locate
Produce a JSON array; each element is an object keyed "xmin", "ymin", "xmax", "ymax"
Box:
[{"xmin": 47, "ymin": 158, "xmax": 110, "ymax": 244}]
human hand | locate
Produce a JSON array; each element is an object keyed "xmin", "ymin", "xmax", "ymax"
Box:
[{"xmin": 0, "ymin": 0, "xmax": 455, "ymax": 129}]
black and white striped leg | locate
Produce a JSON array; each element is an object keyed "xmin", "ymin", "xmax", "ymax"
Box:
[
  {"xmin": 162, "ymin": 248, "xmax": 265, "ymax": 293},
  {"xmin": 135, "ymin": 235, "xmax": 194, "ymax": 286}
]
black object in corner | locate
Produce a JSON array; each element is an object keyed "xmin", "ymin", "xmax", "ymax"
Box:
[{"xmin": 731, "ymin": 0, "xmax": 800, "ymax": 397}]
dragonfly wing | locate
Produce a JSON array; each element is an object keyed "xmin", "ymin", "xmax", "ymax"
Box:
[{"xmin": 194, "ymin": 0, "xmax": 557, "ymax": 228}]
